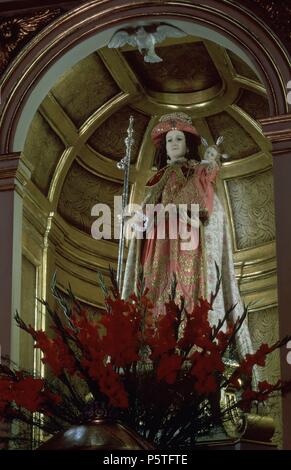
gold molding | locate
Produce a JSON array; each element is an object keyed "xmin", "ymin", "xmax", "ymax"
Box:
[
  {"xmin": 234, "ymin": 240, "xmax": 276, "ymax": 265},
  {"xmin": 0, "ymin": 153, "xmax": 21, "ymax": 176},
  {"xmin": 227, "ymin": 104, "xmax": 272, "ymax": 152},
  {"xmin": 78, "ymin": 145, "xmax": 137, "ymax": 183},
  {"xmin": 233, "ymin": 76, "xmax": 267, "ymax": 96},
  {"xmin": 40, "ymin": 93, "xmax": 79, "ymax": 146},
  {"xmin": 48, "ymin": 146, "xmax": 76, "ymax": 209},
  {"xmin": 23, "ymin": 179, "xmax": 51, "ymax": 235},
  {"xmin": 41, "ymin": 91, "xmax": 139, "ymax": 207},
  {"xmin": 242, "ymin": 286, "xmax": 278, "ymax": 313},
  {"xmin": 203, "ymin": 40, "xmax": 235, "ymax": 86},
  {"xmin": 78, "ymin": 92, "xmax": 132, "ymax": 144},
  {"xmin": 50, "ymin": 212, "xmax": 120, "ymax": 267},
  {"xmin": 147, "ymin": 83, "xmax": 223, "ymax": 106},
  {"xmin": 97, "ymin": 47, "xmax": 145, "ymax": 96},
  {"xmin": 130, "ymin": 82, "xmax": 240, "ymax": 116},
  {"xmin": 221, "ymin": 151, "xmax": 272, "ymax": 179}
]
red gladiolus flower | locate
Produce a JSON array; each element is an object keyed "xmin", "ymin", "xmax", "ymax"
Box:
[
  {"xmin": 178, "ymin": 299, "xmax": 213, "ymax": 352},
  {"xmin": 191, "ymin": 299, "xmax": 212, "ymax": 330},
  {"xmin": 0, "ymin": 375, "xmax": 61, "ymax": 415},
  {"xmin": 194, "ymin": 374, "xmax": 217, "ymax": 395},
  {"xmin": 73, "ymin": 311, "xmax": 102, "ymax": 355},
  {"xmin": 148, "ymin": 302, "xmax": 180, "ymax": 358},
  {"xmin": 98, "ymin": 364, "xmax": 128, "ymax": 409},
  {"xmin": 81, "ymin": 353, "xmax": 104, "ymax": 381},
  {"xmin": 43, "ymin": 390, "xmax": 62, "ymax": 407},
  {"xmin": 237, "ymin": 343, "xmax": 271, "ymax": 378},
  {"xmin": 190, "ymin": 349, "xmax": 223, "ymax": 396},
  {"xmin": 252, "ymin": 343, "xmax": 271, "ymax": 366},
  {"xmin": 32, "ymin": 330, "xmax": 76, "ymax": 377},
  {"xmin": 216, "ymin": 331, "xmax": 229, "ymax": 352},
  {"xmin": 2, "ymin": 279, "xmax": 290, "ymax": 450},
  {"xmin": 101, "ymin": 309, "xmax": 140, "ymax": 367},
  {"xmin": 147, "ymin": 326, "xmax": 176, "ymax": 359},
  {"xmin": 241, "ymin": 388, "xmax": 257, "ymax": 401},
  {"xmin": 13, "ymin": 377, "xmax": 44, "ymax": 412},
  {"xmin": 191, "ymin": 350, "xmax": 224, "ymax": 377},
  {"xmin": 157, "ymin": 354, "xmax": 183, "ymax": 384},
  {"xmin": 0, "ymin": 378, "xmax": 13, "ymax": 401}
]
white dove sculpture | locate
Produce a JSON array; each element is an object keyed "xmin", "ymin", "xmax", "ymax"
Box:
[{"xmin": 107, "ymin": 25, "xmax": 187, "ymax": 63}]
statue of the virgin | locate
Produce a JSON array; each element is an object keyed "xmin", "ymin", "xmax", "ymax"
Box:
[{"xmin": 122, "ymin": 112, "xmax": 256, "ymax": 362}]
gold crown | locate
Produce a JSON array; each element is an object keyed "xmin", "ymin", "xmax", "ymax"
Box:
[{"xmin": 159, "ymin": 112, "xmax": 192, "ymax": 125}]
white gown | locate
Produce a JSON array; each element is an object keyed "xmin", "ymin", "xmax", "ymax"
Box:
[{"xmin": 204, "ymin": 192, "xmax": 256, "ymax": 362}]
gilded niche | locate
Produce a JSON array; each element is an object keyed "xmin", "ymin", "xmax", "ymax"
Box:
[
  {"xmin": 51, "ymin": 53, "xmax": 120, "ymax": 128},
  {"xmin": 227, "ymin": 50, "xmax": 260, "ymax": 82},
  {"xmin": 206, "ymin": 112, "xmax": 259, "ymax": 160},
  {"xmin": 124, "ymin": 42, "xmax": 222, "ymax": 93},
  {"xmin": 23, "ymin": 111, "xmax": 65, "ymax": 196},
  {"xmin": 88, "ymin": 106, "xmax": 149, "ymax": 163},
  {"xmin": 227, "ymin": 170, "xmax": 275, "ymax": 250},
  {"xmin": 58, "ymin": 161, "xmax": 123, "ymax": 238},
  {"xmin": 236, "ymin": 89, "xmax": 269, "ymax": 121}
]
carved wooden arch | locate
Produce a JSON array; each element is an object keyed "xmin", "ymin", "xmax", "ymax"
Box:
[{"xmin": 0, "ymin": 0, "xmax": 290, "ymax": 154}]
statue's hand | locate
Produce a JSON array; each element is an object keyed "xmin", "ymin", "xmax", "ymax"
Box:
[
  {"xmin": 187, "ymin": 159, "xmax": 199, "ymax": 167},
  {"xmin": 129, "ymin": 210, "xmax": 149, "ymax": 233}
]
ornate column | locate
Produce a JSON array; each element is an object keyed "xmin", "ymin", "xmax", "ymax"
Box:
[
  {"xmin": 0, "ymin": 153, "xmax": 31, "ymax": 365},
  {"xmin": 260, "ymin": 114, "xmax": 291, "ymax": 450}
]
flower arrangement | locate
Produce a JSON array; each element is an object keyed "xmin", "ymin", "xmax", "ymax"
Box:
[{"xmin": 0, "ymin": 269, "xmax": 290, "ymax": 449}]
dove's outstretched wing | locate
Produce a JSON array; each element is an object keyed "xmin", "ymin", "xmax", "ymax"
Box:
[
  {"xmin": 108, "ymin": 30, "xmax": 137, "ymax": 49},
  {"xmin": 153, "ymin": 25, "xmax": 187, "ymax": 43}
]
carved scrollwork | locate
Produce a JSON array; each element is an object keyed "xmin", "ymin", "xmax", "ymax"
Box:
[{"xmin": 0, "ymin": 9, "xmax": 62, "ymax": 75}]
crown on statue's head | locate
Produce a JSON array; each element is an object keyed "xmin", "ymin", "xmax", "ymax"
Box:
[
  {"xmin": 158, "ymin": 112, "xmax": 193, "ymax": 125},
  {"xmin": 151, "ymin": 112, "xmax": 200, "ymax": 147}
]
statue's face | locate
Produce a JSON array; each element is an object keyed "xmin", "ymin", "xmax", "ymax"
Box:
[
  {"xmin": 204, "ymin": 146, "xmax": 218, "ymax": 161},
  {"xmin": 166, "ymin": 130, "xmax": 187, "ymax": 162}
]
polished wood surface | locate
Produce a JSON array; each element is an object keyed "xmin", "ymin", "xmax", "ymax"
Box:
[{"xmin": 38, "ymin": 419, "xmax": 154, "ymax": 450}]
